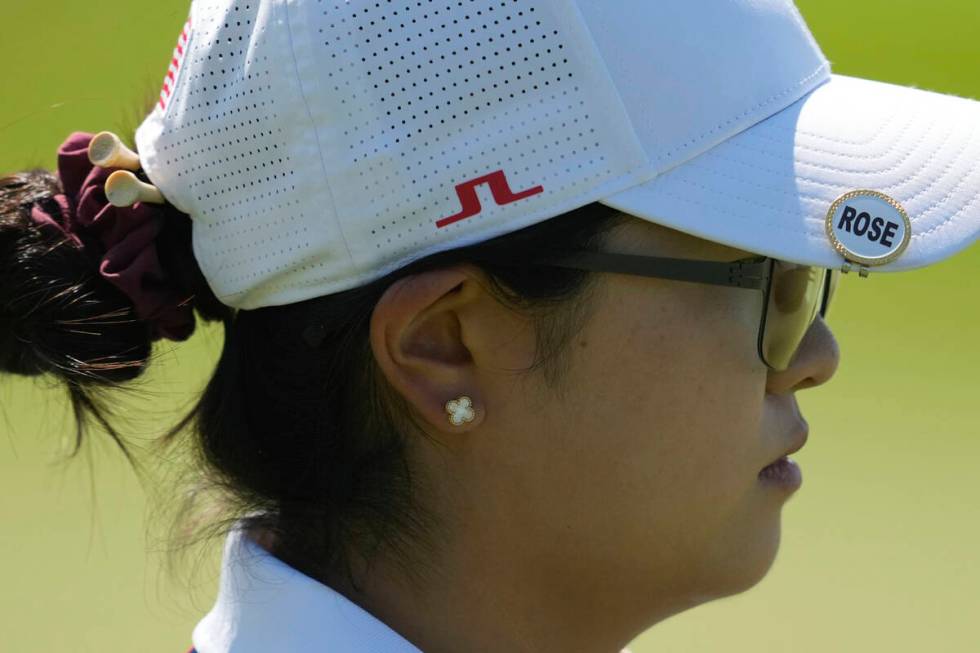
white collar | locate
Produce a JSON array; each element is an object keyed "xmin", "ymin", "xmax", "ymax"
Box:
[{"xmin": 192, "ymin": 523, "xmax": 424, "ymax": 653}]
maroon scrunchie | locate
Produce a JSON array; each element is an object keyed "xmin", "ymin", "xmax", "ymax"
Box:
[{"xmin": 29, "ymin": 131, "xmax": 194, "ymax": 341}]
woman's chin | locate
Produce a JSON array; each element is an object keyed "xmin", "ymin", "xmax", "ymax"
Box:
[{"xmin": 697, "ymin": 514, "xmax": 784, "ymax": 600}]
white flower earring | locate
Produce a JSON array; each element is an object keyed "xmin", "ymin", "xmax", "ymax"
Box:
[{"xmin": 445, "ymin": 395, "xmax": 476, "ymax": 426}]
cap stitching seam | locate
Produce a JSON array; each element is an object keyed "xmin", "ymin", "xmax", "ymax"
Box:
[
  {"xmin": 655, "ymin": 61, "xmax": 829, "ymax": 163},
  {"xmin": 752, "ymin": 111, "xmax": 907, "ymax": 156},
  {"xmin": 653, "ymin": 146, "xmax": 974, "ymax": 244},
  {"xmin": 728, "ymin": 118, "xmax": 936, "ymax": 178},
  {"xmin": 693, "ymin": 133, "xmax": 974, "ymax": 221},
  {"xmin": 281, "ymin": 0, "xmax": 357, "ymax": 274},
  {"xmin": 681, "ymin": 155, "xmax": 842, "ymax": 204},
  {"xmin": 686, "ymin": 131, "xmax": 977, "ymax": 230},
  {"xmin": 909, "ymin": 131, "xmax": 980, "ymax": 239},
  {"xmin": 912, "ymin": 190, "xmax": 975, "ymax": 240},
  {"xmin": 761, "ymin": 104, "xmax": 900, "ymax": 147},
  {"xmin": 749, "ymin": 113, "xmax": 963, "ymax": 205},
  {"xmin": 669, "ymin": 172, "xmax": 825, "ymax": 235}
]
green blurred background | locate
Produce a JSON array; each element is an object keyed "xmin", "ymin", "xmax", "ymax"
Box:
[{"xmin": 1, "ymin": 1, "xmax": 977, "ymax": 651}]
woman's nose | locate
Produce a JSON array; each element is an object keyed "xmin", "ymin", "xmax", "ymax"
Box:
[{"xmin": 766, "ymin": 316, "xmax": 841, "ymax": 394}]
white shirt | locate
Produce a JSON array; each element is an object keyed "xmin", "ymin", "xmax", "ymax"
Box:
[
  {"xmin": 192, "ymin": 524, "xmax": 423, "ymax": 652},
  {"xmin": 192, "ymin": 523, "xmax": 635, "ymax": 653}
]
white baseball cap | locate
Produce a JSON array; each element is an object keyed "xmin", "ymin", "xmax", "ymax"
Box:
[{"xmin": 134, "ymin": 0, "xmax": 980, "ymax": 310}]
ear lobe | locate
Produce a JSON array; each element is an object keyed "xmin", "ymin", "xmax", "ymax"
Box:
[{"xmin": 369, "ymin": 266, "xmax": 485, "ymax": 432}]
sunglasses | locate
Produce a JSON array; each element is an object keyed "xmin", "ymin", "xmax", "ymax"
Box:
[{"xmin": 469, "ymin": 247, "xmax": 839, "ymax": 372}]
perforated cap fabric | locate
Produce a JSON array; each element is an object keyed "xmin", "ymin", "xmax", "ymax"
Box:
[{"xmin": 135, "ymin": 0, "xmax": 980, "ymax": 310}]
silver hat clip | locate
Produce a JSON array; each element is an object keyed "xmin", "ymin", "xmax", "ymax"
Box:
[{"xmin": 825, "ymin": 189, "xmax": 912, "ymax": 278}]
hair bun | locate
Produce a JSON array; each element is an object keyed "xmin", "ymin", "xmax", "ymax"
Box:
[
  {"xmin": 0, "ymin": 156, "xmax": 231, "ymax": 455},
  {"xmin": 51, "ymin": 131, "xmax": 197, "ymax": 342},
  {"xmin": 0, "ymin": 167, "xmax": 154, "ymax": 381}
]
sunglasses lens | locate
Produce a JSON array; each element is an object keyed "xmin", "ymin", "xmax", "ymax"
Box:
[{"xmin": 761, "ymin": 261, "xmax": 830, "ymax": 371}]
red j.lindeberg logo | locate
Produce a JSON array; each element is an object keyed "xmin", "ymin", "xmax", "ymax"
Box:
[
  {"xmin": 158, "ymin": 15, "xmax": 192, "ymax": 112},
  {"xmin": 436, "ymin": 170, "xmax": 544, "ymax": 228}
]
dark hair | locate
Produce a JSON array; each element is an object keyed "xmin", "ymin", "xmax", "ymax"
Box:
[
  {"xmin": 0, "ymin": 151, "xmax": 231, "ymax": 468},
  {"xmin": 1, "ymin": 95, "xmax": 632, "ymax": 597}
]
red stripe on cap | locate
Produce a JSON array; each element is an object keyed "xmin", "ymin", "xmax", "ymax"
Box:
[{"xmin": 156, "ymin": 13, "xmax": 191, "ymax": 114}]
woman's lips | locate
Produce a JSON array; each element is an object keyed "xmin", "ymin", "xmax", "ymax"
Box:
[{"xmin": 758, "ymin": 455, "xmax": 803, "ymax": 489}]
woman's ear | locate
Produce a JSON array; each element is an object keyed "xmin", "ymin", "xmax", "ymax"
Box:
[{"xmin": 369, "ymin": 265, "xmax": 491, "ymax": 434}]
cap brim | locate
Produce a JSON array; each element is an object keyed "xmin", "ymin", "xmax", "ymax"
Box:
[{"xmin": 599, "ymin": 73, "xmax": 980, "ymax": 272}]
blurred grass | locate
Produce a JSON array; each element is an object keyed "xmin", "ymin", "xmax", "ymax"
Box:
[{"xmin": 0, "ymin": 1, "xmax": 977, "ymax": 652}]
